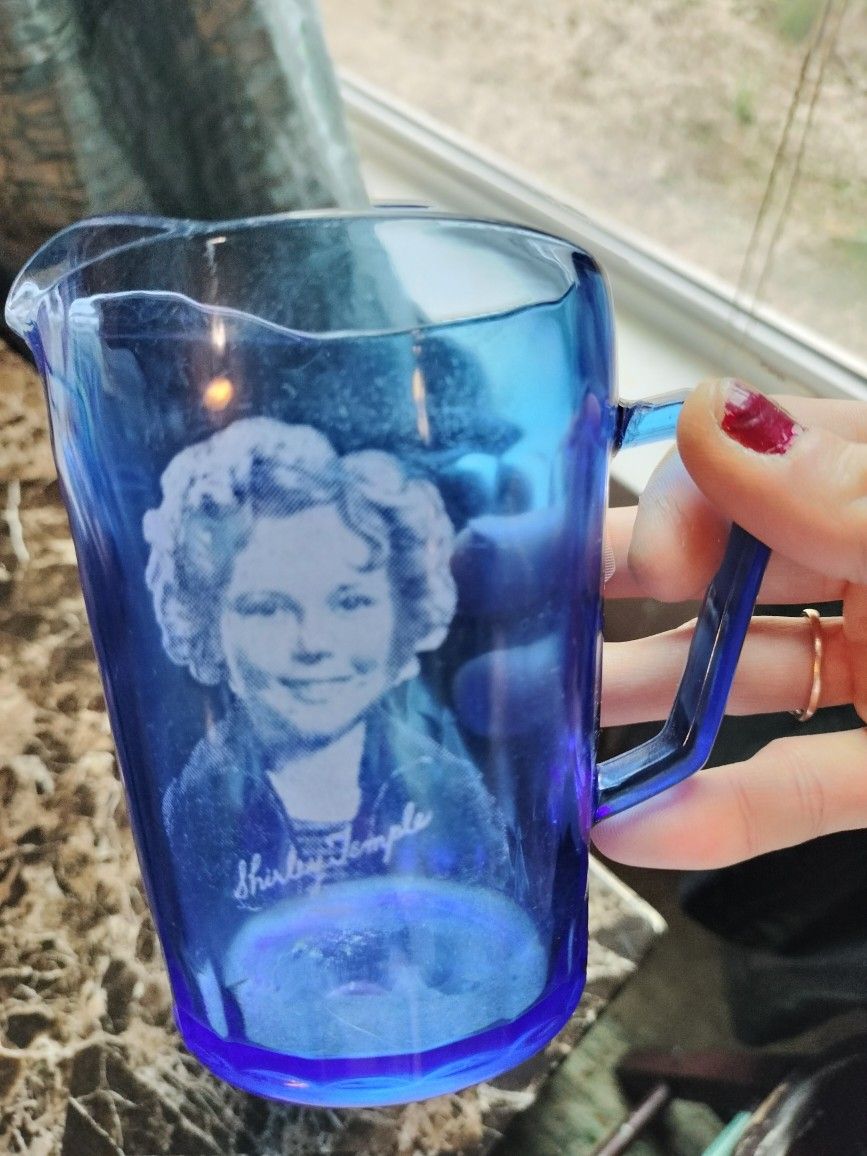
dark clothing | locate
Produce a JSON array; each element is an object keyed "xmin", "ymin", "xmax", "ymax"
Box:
[{"xmin": 163, "ymin": 684, "xmax": 512, "ymax": 975}]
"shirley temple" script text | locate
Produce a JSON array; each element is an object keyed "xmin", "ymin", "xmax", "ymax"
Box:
[{"xmin": 232, "ymin": 801, "xmax": 433, "ymax": 901}]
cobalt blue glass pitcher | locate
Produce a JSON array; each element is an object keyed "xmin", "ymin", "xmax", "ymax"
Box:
[{"xmin": 5, "ymin": 210, "xmax": 769, "ymax": 1106}]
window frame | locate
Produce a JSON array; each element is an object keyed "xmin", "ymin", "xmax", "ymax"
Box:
[{"xmin": 342, "ymin": 72, "xmax": 867, "ymax": 405}]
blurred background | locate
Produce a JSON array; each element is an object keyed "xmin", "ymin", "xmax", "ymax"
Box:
[{"xmin": 319, "ymin": 0, "xmax": 866, "ymax": 371}]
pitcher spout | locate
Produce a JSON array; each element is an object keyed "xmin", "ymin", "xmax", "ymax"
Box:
[{"xmin": 4, "ymin": 215, "xmax": 184, "ymax": 342}]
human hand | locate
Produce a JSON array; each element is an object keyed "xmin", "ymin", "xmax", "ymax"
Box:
[{"xmin": 593, "ymin": 378, "xmax": 867, "ymax": 869}]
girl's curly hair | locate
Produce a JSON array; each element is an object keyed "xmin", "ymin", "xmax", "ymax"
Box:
[{"xmin": 143, "ymin": 418, "xmax": 457, "ymax": 686}]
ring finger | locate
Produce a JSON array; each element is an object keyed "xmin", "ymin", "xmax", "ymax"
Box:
[{"xmin": 602, "ymin": 612, "xmax": 853, "ymax": 727}]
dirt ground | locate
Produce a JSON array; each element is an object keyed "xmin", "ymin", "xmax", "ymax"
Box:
[{"xmin": 320, "ymin": 0, "xmax": 867, "ymax": 366}]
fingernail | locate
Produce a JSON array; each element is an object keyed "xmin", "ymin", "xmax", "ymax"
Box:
[{"xmin": 719, "ymin": 379, "xmax": 803, "ymax": 455}]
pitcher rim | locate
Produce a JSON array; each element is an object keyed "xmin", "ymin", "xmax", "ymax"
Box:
[{"xmin": 5, "ymin": 207, "xmax": 600, "ymax": 338}]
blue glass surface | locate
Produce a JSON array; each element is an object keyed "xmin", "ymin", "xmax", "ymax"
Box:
[
  {"xmin": 615, "ymin": 390, "xmax": 689, "ymax": 449},
  {"xmin": 600, "ymin": 396, "xmax": 771, "ymax": 817},
  {"xmin": 5, "ymin": 210, "xmax": 767, "ymax": 1106}
]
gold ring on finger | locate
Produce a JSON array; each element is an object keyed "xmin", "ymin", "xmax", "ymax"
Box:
[{"xmin": 790, "ymin": 608, "xmax": 823, "ymax": 724}]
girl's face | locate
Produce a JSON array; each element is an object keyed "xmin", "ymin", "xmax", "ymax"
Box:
[{"xmin": 220, "ymin": 505, "xmax": 398, "ymax": 745}]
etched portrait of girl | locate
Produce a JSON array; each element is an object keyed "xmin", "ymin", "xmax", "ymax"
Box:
[{"xmin": 142, "ymin": 418, "xmax": 512, "ymax": 999}]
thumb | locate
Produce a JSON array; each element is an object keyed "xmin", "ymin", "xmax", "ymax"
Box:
[{"xmin": 678, "ymin": 379, "xmax": 867, "ymax": 584}]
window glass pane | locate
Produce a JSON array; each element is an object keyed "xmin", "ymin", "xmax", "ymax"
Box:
[{"xmin": 320, "ymin": 0, "xmax": 867, "ymax": 368}]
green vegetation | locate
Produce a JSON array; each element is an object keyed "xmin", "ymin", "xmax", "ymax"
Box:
[
  {"xmin": 733, "ymin": 83, "xmax": 756, "ymax": 125},
  {"xmin": 776, "ymin": 0, "xmax": 825, "ymax": 43},
  {"xmin": 834, "ymin": 229, "xmax": 867, "ymax": 267}
]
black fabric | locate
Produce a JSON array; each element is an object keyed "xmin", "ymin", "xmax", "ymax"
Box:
[
  {"xmin": 681, "ymin": 698, "xmax": 865, "ymax": 1045},
  {"xmin": 1, "ymin": 271, "xmax": 28, "ymax": 357},
  {"xmin": 602, "ymin": 601, "xmax": 866, "ymax": 1045}
]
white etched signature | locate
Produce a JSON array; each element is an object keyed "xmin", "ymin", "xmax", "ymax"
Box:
[{"xmin": 232, "ymin": 801, "xmax": 434, "ymax": 902}]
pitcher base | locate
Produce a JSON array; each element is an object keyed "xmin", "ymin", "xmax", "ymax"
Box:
[{"xmin": 173, "ymin": 975, "xmax": 585, "ymax": 1107}]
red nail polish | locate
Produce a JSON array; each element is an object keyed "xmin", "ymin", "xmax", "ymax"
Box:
[{"xmin": 720, "ymin": 380, "xmax": 802, "ymax": 455}]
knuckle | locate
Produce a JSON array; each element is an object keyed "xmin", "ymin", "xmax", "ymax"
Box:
[
  {"xmin": 628, "ymin": 520, "xmax": 699, "ymax": 602},
  {"xmin": 843, "ymin": 582, "xmax": 867, "ymax": 644},
  {"xmin": 766, "ymin": 737, "xmax": 828, "ymax": 844},
  {"xmin": 626, "ymin": 540, "xmax": 671, "ymax": 600},
  {"xmin": 629, "ymin": 485, "xmax": 720, "ymax": 604},
  {"xmin": 837, "ymin": 444, "xmax": 867, "ymax": 580},
  {"xmin": 853, "ymin": 529, "xmax": 867, "ymax": 586},
  {"xmin": 672, "ymin": 616, "xmax": 699, "ymax": 647},
  {"xmin": 839, "ymin": 440, "xmax": 867, "ymax": 498},
  {"xmin": 628, "ymin": 460, "xmax": 693, "ymax": 602},
  {"xmin": 729, "ymin": 771, "xmax": 760, "ymax": 862},
  {"xmin": 727, "ymin": 625, "xmax": 765, "ymax": 710}
]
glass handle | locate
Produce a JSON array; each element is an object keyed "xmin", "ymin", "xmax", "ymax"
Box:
[{"xmin": 595, "ymin": 398, "xmax": 771, "ymax": 821}]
